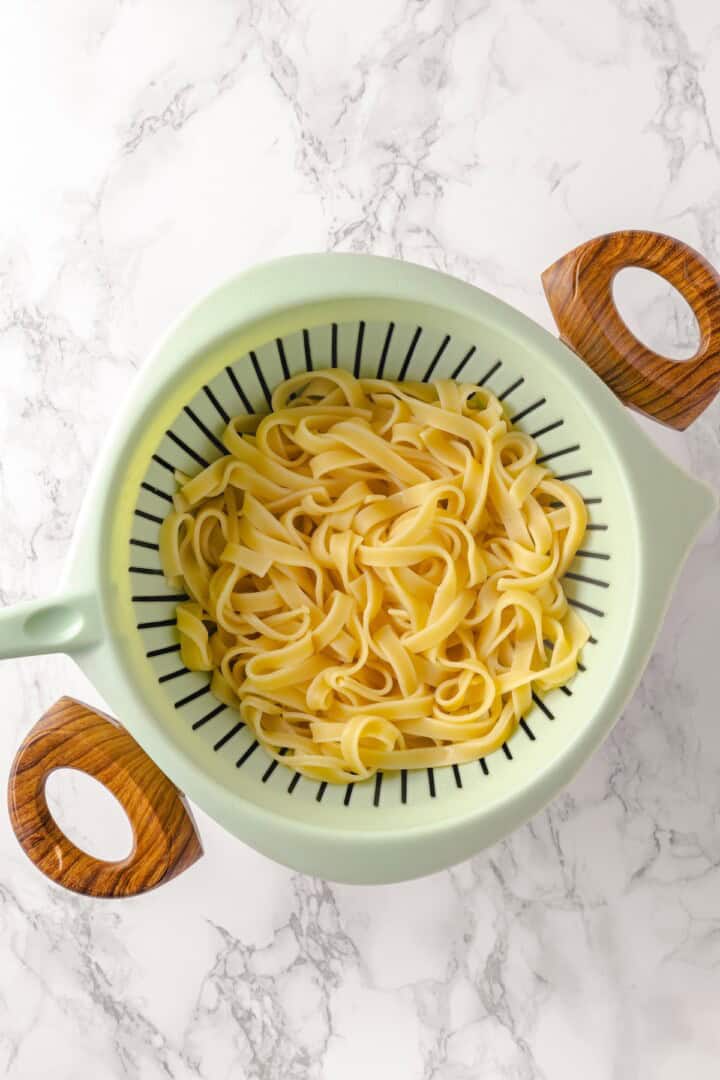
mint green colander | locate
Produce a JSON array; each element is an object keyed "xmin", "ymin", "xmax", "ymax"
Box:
[{"xmin": 2, "ymin": 230, "xmax": 718, "ymax": 895}]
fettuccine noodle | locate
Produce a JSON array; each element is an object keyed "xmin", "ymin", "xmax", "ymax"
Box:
[{"xmin": 160, "ymin": 370, "xmax": 588, "ymax": 782}]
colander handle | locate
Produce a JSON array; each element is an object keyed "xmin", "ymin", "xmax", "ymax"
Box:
[
  {"xmin": 542, "ymin": 230, "xmax": 720, "ymax": 430},
  {"xmin": 7, "ymin": 697, "xmax": 203, "ymax": 898},
  {"xmin": 0, "ymin": 592, "xmax": 102, "ymax": 659}
]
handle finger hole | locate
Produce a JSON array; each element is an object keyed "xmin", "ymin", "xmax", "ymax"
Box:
[
  {"xmin": 45, "ymin": 768, "xmax": 134, "ymax": 862},
  {"xmin": 613, "ymin": 267, "xmax": 700, "ymax": 362},
  {"xmin": 543, "ymin": 230, "xmax": 720, "ymax": 429}
]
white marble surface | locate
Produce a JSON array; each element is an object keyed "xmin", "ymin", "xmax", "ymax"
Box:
[{"xmin": 0, "ymin": 1, "xmax": 719, "ymax": 1076}]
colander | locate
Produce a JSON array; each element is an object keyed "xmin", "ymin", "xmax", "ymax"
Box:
[{"xmin": 3, "ymin": 230, "xmax": 719, "ymax": 896}]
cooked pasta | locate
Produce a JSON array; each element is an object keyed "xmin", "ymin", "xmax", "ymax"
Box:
[{"xmin": 159, "ymin": 369, "xmax": 588, "ymax": 782}]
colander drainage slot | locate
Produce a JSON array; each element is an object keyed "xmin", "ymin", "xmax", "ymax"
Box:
[
  {"xmin": 477, "ymin": 358, "xmax": 502, "ymax": 384},
  {"xmin": 261, "ymin": 748, "xmax": 287, "ymax": 783},
  {"xmin": 226, "ymin": 366, "xmax": 253, "ymax": 412},
  {"xmin": 421, "ymin": 333, "xmax": 450, "ymax": 381},
  {"xmin": 537, "ymin": 445, "xmax": 581, "ymax": 464},
  {"xmin": 499, "ymin": 376, "xmax": 524, "ymax": 401},
  {"xmin": 449, "ymin": 344, "xmax": 476, "ymax": 380},
  {"xmin": 135, "ymin": 508, "xmax": 163, "ymax": 525},
  {"xmin": 213, "ymin": 721, "xmax": 244, "ymax": 751},
  {"xmin": 166, "ymin": 431, "xmax": 208, "ymax": 468},
  {"xmin": 131, "ymin": 538, "xmax": 160, "ymax": 552},
  {"xmin": 152, "ymin": 454, "xmax": 177, "ymax": 473},
  {"xmin": 556, "ymin": 468, "xmax": 592, "ymax": 481},
  {"xmin": 287, "ymin": 772, "xmax": 301, "ymax": 794},
  {"xmin": 132, "ymin": 593, "xmax": 187, "ymax": 603},
  {"xmin": 158, "ymin": 667, "xmax": 190, "ymax": 683},
  {"xmin": 276, "ymin": 338, "xmax": 291, "ymax": 381},
  {"xmin": 530, "ymin": 419, "xmax": 564, "ymax": 439},
  {"xmin": 376, "ymin": 322, "xmax": 394, "ymax": 377},
  {"xmin": 250, "ymin": 351, "xmax": 273, "ymax": 406},
  {"xmin": 184, "ymin": 406, "xmax": 226, "ymax": 454},
  {"xmin": 397, "ymin": 326, "xmax": 423, "ymax": 380},
  {"xmin": 568, "ymin": 598, "xmax": 605, "ymax": 618},
  {"xmin": 564, "ymin": 572, "xmax": 609, "ymax": 588},
  {"xmin": 353, "ymin": 322, "xmax": 366, "ymax": 377},
  {"xmin": 193, "ymin": 704, "xmax": 226, "ymax": 730},
  {"xmin": 146, "ymin": 643, "xmax": 180, "ymax": 658},
  {"xmin": 141, "ymin": 481, "xmax": 173, "ymax": 502},
  {"xmin": 511, "ymin": 397, "xmax": 546, "ymax": 423},
  {"xmin": 175, "ymin": 685, "xmax": 211, "ymax": 709},
  {"xmin": 203, "ymin": 384, "xmax": 230, "ymax": 423},
  {"xmin": 531, "ymin": 692, "xmax": 554, "ymax": 720},
  {"xmin": 303, "ymin": 328, "xmax": 314, "ymax": 371},
  {"xmin": 138, "ymin": 617, "xmax": 176, "ymax": 629},
  {"xmin": 236, "ymin": 741, "xmax": 259, "ymax": 768}
]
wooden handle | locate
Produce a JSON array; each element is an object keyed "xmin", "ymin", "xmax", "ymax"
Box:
[
  {"xmin": 542, "ymin": 230, "xmax": 720, "ymax": 430},
  {"xmin": 7, "ymin": 697, "xmax": 202, "ymax": 898}
]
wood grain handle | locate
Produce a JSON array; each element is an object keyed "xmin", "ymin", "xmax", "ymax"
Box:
[
  {"xmin": 542, "ymin": 230, "xmax": 720, "ymax": 430},
  {"xmin": 7, "ymin": 697, "xmax": 202, "ymax": 898}
]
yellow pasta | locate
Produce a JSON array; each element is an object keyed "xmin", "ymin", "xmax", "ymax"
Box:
[{"xmin": 159, "ymin": 370, "xmax": 588, "ymax": 782}]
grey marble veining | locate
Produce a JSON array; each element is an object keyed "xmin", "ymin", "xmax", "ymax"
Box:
[{"xmin": 0, "ymin": 1, "xmax": 719, "ymax": 1077}]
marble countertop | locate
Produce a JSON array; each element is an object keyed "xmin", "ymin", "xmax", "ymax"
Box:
[{"xmin": 1, "ymin": 1, "xmax": 719, "ymax": 1077}]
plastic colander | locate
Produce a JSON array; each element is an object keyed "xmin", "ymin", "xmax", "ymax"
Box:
[{"xmin": 2, "ymin": 230, "xmax": 719, "ymax": 895}]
